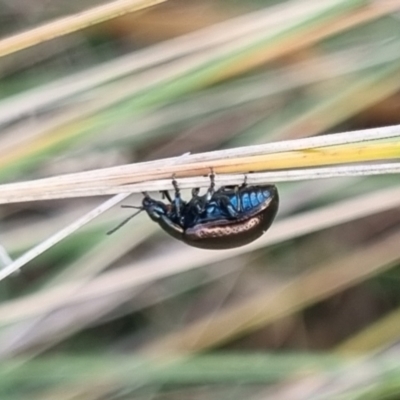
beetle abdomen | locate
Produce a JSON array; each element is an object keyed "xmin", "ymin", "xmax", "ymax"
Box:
[
  {"xmin": 184, "ymin": 216, "xmax": 261, "ymax": 249},
  {"xmin": 228, "ymin": 188, "xmax": 271, "ymax": 212},
  {"xmin": 184, "ymin": 190, "xmax": 279, "ymax": 249}
]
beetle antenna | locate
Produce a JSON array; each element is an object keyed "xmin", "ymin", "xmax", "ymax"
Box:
[{"xmin": 107, "ymin": 208, "xmax": 143, "ymax": 235}]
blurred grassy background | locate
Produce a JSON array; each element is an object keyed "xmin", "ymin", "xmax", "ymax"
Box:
[{"xmin": 1, "ymin": 0, "xmax": 400, "ymax": 399}]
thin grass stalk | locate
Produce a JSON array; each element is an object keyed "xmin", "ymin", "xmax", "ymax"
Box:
[
  {"xmin": 0, "ymin": 0, "xmax": 165, "ymax": 58},
  {"xmin": 0, "ymin": 125, "xmax": 398, "ymax": 202}
]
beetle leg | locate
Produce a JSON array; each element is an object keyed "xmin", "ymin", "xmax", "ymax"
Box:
[
  {"xmin": 172, "ymin": 175, "xmax": 179, "ymax": 193},
  {"xmin": 241, "ymin": 174, "xmax": 248, "ymax": 188},
  {"xmin": 189, "ymin": 189, "xmax": 206, "ymax": 214},
  {"xmin": 161, "ymin": 190, "xmax": 173, "ymax": 203},
  {"xmin": 206, "ymin": 168, "xmax": 216, "ymax": 201},
  {"xmin": 217, "ymin": 194, "xmax": 240, "ymax": 218},
  {"xmin": 187, "ymin": 191, "xmax": 206, "ymax": 214},
  {"xmin": 210, "ymin": 168, "xmax": 216, "ymax": 192},
  {"xmin": 172, "ymin": 175, "xmax": 183, "ymax": 217},
  {"xmin": 191, "ymin": 187, "xmax": 200, "ymax": 198},
  {"xmin": 233, "ymin": 186, "xmax": 243, "ymax": 213},
  {"xmin": 224, "ymin": 200, "xmax": 240, "ymax": 218},
  {"xmin": 196, "ymin": 197, "xmax": 208, "ymax": 214}
]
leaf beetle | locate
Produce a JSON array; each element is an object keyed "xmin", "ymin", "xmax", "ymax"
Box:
[{"xmin": 108, "ymin": 173, "xmax": 279, "ymax": 249}]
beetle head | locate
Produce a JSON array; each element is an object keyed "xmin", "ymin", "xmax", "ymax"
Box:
[{"xmin": 142, "ymin": 196, "xmax": 169, "ymax": 222}]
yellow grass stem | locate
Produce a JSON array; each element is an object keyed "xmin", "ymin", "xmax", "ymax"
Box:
[
  {"xmin": 336, "ymin": 308, "xmax": 400, "ymax": 355},
  {"xmin": 0, "ymin": 0, "xmax": 165, "ymax": 58}
]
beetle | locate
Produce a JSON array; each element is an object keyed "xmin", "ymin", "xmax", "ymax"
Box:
[{"xmin": 108, "ymin": 174, "xmax": 279, "ymax": 250}]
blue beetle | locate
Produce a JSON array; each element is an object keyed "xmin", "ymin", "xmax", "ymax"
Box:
[{"xmin": 108, "ymin": 173, "xmax": 279, "ymax": 249}]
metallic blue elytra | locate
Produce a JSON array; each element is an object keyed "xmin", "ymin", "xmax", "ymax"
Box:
[{"xmin": 139, "ymin": 175, "xmax": 279, "ymax": 250}]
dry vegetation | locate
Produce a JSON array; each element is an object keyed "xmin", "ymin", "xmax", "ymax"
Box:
[{"xmin": 1, "ymin": 0, "xmax": 400, "ymax": 399}]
